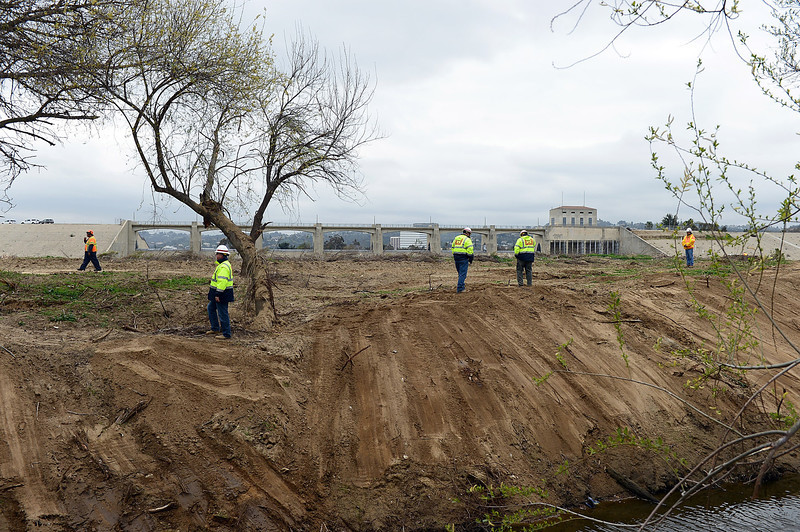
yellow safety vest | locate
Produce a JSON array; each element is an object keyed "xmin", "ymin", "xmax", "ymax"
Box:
[
  {"xmin": 514, "ymin": 235, "xmax": 536, "ymax": 254},
  {"xmin": 210, "ymin": 260, "xmax": 233, "ymax": 292},
  {"xmin": 682, "ymin": 234, "xmax": 695, "ymax": 250},
  {"xmin": 451, "ymin": 235, "xmax": 474, "ymax": 255}
]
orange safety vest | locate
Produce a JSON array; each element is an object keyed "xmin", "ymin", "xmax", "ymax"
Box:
[
  {"xmin": 682, "ymin": 234, "xmax": 695, "ymax": 250},
  {"xmin": 85, "ymin": 236, "xmax": 97, "ymax": 252}
]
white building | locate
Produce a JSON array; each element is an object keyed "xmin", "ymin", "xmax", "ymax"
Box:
[
  {"xmin": 549, "ymin": 206, "xmax": 596, "ymax": 227},
  {"xmin": 398, "ymin": 231, "xmax": 427, "ymax": 249}
]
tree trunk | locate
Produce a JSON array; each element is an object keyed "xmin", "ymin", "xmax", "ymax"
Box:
[{"xmin": 238, "ymin": 240, "xmax": 277, "ymax": 330}]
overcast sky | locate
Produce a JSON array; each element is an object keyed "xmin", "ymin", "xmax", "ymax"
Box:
[{"xmin": 5, "ymin": 1, "xmax": 799, "ymax": 227}]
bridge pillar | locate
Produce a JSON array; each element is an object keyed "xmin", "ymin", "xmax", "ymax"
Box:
[
  {"xmin": 126, "ymin": 220, "xmax": 136, "ymax": 256},
  {"xmin": 371, "ymin": 224, "xmax": 383, "ymax": 255},
  {"xmin": 430, "ymin": 224, "xmax": 441, "ymax": 253},
  {"xmin": 488, "ymin": 225, "xmax": 497, "ymax": 254},
  {"xmin": 314, "ymin": 224, "xmax": 324, "ymax": 256},
  {"xmin": 190, "ymin": 222, "xmax": 201, "ymax": 254}
]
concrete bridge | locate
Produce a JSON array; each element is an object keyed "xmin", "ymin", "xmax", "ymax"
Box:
[
  {"xmin": 0, "ymin": 220, "xmax": 672, "ymax": 258},
  {"xmin": 123, "ymin": 221, "xmax": 550, "ymax": 256}
]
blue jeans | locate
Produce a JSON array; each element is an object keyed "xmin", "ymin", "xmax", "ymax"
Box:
[
  {"xmin": 685, "ymin": 248, "xmax": 694, "ymax": 267},
  {"xmin": 207, "ymin": 299, "xmax": 231, "ymax": 337},
  {"xmin": 454, "ymin": 256, "xmax": 470, "ymax": 292},
  {"xmin": 78, "ymin": 251, "xmax": 102, "ymax": 271}
]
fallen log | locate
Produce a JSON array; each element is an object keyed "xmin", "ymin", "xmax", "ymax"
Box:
[{"xmin": 606, "ymin": 466, "xmax": 659, "ymax": 503}]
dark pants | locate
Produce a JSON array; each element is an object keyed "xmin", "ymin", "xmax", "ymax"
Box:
[
  {"xmin": 454, "ymin": 256, "xmax": 470, "ymax": 292},
  {"xmin": 685, "ymin": 248, "xmax": 694, "ymax": 267},
  {"xmin": 78, "ymin": 251, "xmax": 102, "ymax": 271},
  {"xmin": 516, "ymin": 259, "xmax": 533, "ymax": 286},
  {"xmin": 208, "ymin": 299, "xmax": 231, "ymax": 337}
]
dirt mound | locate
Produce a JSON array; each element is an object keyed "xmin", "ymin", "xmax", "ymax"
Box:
[{"xmin": 1, "ymin": 255, "xmax": 799, "ymax": 530}]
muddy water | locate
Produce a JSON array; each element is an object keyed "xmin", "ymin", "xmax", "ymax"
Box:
[{"xmin": 548, "ymin": 475, "xmax": 800, "ymax": 531}]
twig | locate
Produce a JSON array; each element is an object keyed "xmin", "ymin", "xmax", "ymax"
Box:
[
  {"xmin": 146, "ymin": 264, "xmax": 170, "ymax": 319},
  {"xmin": 599, "ymin": 318, "xmax": 642, "ymax": 324},
  {"xmin": 340, "ymin": 345, "xmax": 371, "ymax": 371},
  {"xmin": 0, "ymin": 482, "xmax": 23, "ymax": 492},
  {"xmin": 147, "ymin": 502, "xmax": 174, "ymax": 513},
  {"xmin": 73, "ymin": 431, "xmax": 112, "ymax": 478},
  {"xmin": 115, "ymin": 399, "xmax": 151, "ymax": 424},
  {"xmin": 67, "ymin": 410, "xmax": 92, "ymax": 416},
  {"xmin": 0, "ymin": 344, "xmax": 15, "ymax": 358},
  {"xmin": 96, "ymin": 329, "xmax": 113, "ymax": 341}
]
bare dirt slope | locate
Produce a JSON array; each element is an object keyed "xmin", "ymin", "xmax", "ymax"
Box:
[{"xmin": 2, "ymin": 254, "xmax": 800, "ymax": 530}]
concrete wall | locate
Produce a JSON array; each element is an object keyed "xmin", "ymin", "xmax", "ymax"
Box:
[
  {"xmin": 545, "ymin": 225, "xmax": 622, "ymax": 243},
  {"xmin": 634, "ymin": 230, "xmax": 800, "ymax": 261},
  {"xmin": 619, "ymin": 228, "xmax": 668, "ymax": 257},
  {"xmin": 0, "ymin": 223, "xmax": 126, "ymax": 258}
]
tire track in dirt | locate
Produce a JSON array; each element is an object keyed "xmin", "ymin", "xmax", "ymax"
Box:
[
  {"xmin": 303, "ymin": 282, "xmax": 730, "ymax": 496},
  {"xmin": 87, "ymin": 335, "xmax": 309, "ymax": 528},
  {"xmin": 305, "ymin": 288, "xmax": 570, "ymax": 485},
  {"xmin": 100, "ymin": 338, "xmax": 263, "ymax": 400},
  {"xmin": 0, "ymin": 362, "xmax": 64, "ymax": 525}
]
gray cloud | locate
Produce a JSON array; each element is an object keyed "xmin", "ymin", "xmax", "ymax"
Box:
[{"xmin": 6, "ymin": 3, "xmax": 798, "ymax": 229}]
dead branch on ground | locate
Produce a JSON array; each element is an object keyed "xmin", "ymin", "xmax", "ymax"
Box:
[
  {"xmin": 340, "ymin": 345, "xmax": 371, "ymax": 371},
  {"xmin": 115, "ymin": 399, "xmax": 151, "ymax": 424}
]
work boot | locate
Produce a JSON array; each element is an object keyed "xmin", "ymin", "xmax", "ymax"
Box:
[
  {"xmin": 205, "ymin": 330, "xmax": 219, "ymax": 335},
  {"xmin": 215, "ymin": 335, "xmax": 231, "ymax": 340}
]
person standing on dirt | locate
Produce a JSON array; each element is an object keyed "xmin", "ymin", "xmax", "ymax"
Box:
[
  {"xmin": 682, "ymin": 228, "xmax": 696, "ymax": 267},
  {"xmin": 452, "ymin": 227, "xmax": 474, "ymax": 293},
  {"xmin": 77, "ymin": 230, "xmax": 102, "ymax": 272},
  {"xmin": 207, "ymin": 245, "xmax": 234, "ymax": 339},
  {"xmin": 514, "ymin": 230, "xmax": 536, "ymax": 286}
]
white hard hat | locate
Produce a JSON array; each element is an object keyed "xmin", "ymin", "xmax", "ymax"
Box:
[
  {"xmin": 215, "ymin": 245, "xmax": 230, "ymax": 254},
  {"xmin": 685, "ymin": 228, "xmax": 692, "ymax": 233},
  {"xmin": 463, "ymin": 227, "xmax": 471, "ymax": 234},
  {"xmin": 520, "ymin": 229, "xmax": 528, "ymax": 236}
]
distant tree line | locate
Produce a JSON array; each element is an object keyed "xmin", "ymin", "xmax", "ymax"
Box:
[{"xmin": 657, "ymin": 214, "xmax": 727, "ymax": 232}]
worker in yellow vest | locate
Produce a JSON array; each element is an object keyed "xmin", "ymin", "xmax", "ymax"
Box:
[
  {"xmin": 514, "ymin": 230, "xmax": 536, "ymax": 286},
  {"xmin": 451, "ymin": 227, "xmax": 474, "ymax": 293},
  {"xmin": 682, "ymin": 228, "xmax": 695, "ymax": 267},
  {"xmin": 77, "ymin": 230, "xmax": 102, "ymax": 272},
  {"xmin": 207, "ymin": 245, "xmax": 234, "ymax": 339}
]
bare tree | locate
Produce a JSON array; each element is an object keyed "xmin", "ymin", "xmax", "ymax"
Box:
[
  {"xmin": 0, "ymin": 0, "xmax": 132, "ymax": 200},
  {"xmin": 99, "ymin": 0, "xmax": 379, "ymax": 326}
]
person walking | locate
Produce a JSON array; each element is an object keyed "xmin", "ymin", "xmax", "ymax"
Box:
[
  {"xmin": 452, "ymin": 227, "xmax": 474, "ymax": 293},
  {"xmin": 77, "ymin": 230, "xmax": 102, "ymax": 272},
  {"xmin": 514, "ymin": 230, "xmax": 536, "ymax": 286},
  {"xmin": 207, "ymin": 245, "xmax": 234, "ymax": 339},
  {"xmin": 682, "ymin": 228, "xmax": 696, "ymax": 267}
]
